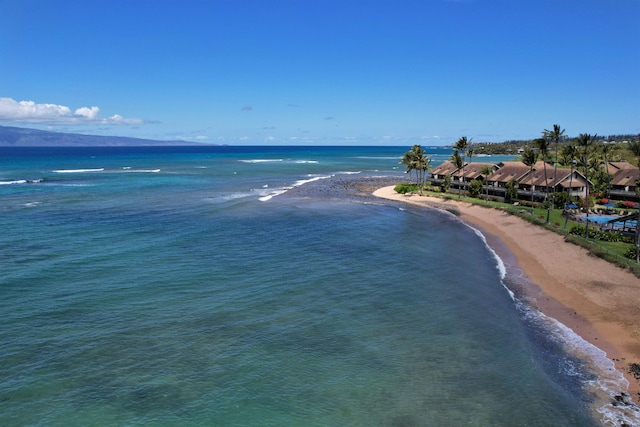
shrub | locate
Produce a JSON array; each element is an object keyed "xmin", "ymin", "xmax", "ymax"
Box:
[
  {"xmin": 394, "ymin": 183, "xmax": 415, "ymax": 194},
  {"xmin": 626, "ymin": 246, "xmax": 637, "ymax": 260},
  {"xmin": 597, "ymin": 231, "xmax": 624, "ymax": 242},
  {"xmin": 569, "ymin": 224, "xmax": 598, "ymax": 239},
  {"xmin": 469, "ymin": 180, "xmax": 483, "ymax": 198},
  {"xmin": 553, "ymin": 192, "xmax": 568, "ymax": 208}
]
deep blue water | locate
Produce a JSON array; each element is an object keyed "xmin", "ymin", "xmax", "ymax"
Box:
[{"xmin": 0, "ymin": 146, "xmax": 623, "ymax": 425}]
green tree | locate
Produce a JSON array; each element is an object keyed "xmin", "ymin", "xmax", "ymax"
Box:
[
  {"xmin": 535, "ymin": 137, "xmax": 551, "ymax": 223},
  {"xmin": 544, "ymin": 125, "xmax": 566, "ymax": 212},
  {"xmin": 453, "ymin": 136, "xmax": 470, "ymax": 199},
  {"xmin": 599, "ymin": 142, "xmax": 616, "ymax": 199},
  {"xmin": 577, "ymin": 134, "xmax": 596, "ymax": 239},
  {"xmin": 505, "ymin": 180, "xmax": 518, "ymax": 204},
  {"xmin": 480, "ymin": 165, "xmax": 494, "ymax": 204},
  {"xmin": 469, "ymin": 179, "xmax": 483, "ymax": 198},
  {"xmin": 450, "ymin": 148, "xmax": 464, "ymax": 199},
  {"xmin": 400, "ymin": 145, "xmax": 430, "ymax": 195},
  {"xmin": 629, "ymin": 139, "xmax": 640, "ymax": 168},
  {"xmin": 561, "ymin": 143, "xmax": 578, "ymax": 230},
  {"xmin": 441, "ymin": 174, "xmax": 452, "ymax": 193},
  {"xmin": 521, "ymin": 147, "xmax": 539, "ymax": 214}
]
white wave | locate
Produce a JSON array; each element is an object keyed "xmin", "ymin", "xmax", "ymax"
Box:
[
  {"xmin": 122, "ymin": 167, "xmax": 132, "ymax": 170},
  {"xmin": 121, "ymin": 169, "xmax": 161, "ymax": 173},
  {"xmin": 259, "ymin": 189, "xmax": 290, "ymax": 202},
  {"xmin": 24, "ymin": 201, "xmax": 41, "ymax": 207},
  {"xmin": 0, "ymin": 179, "xmax": 43, "ymax": 185},
  {"xmin": 527, "ymin": 305, "xmax": 640, "ymax": 426},
  {"xmin": 239, "ymin": 159, "xmax": 318, "ymax": 164},
  {"xmin": 466, "ymin": 225, "xmax": 507, "ymax": 281},
  {"xmin": 238, "ymin": 159, "xmax": 283, "ymax": 163},
  {"xmin": 293, "ymin": 175, "xmax": 332, "ymax": 187},
  {"xmin": 218, "ymin": 192, "xmax": 253, "ymax": 202},
  {"xmin": 259, "ymin": 175, "xmax": 333, "ymax": 202},
  {"xmin": 335, "ymin": 171, "xmax": 362, "ymax": 175},
  {"xmin": 52, "ymin": 168, "xmax": 104, "ymax": 173}
]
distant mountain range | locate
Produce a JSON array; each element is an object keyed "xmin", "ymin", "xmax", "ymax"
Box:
[{"xmin": 0, "ymin": 126, "xmax": 205, "ymax": 147}]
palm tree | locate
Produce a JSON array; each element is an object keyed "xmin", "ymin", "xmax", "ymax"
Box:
[
  {"xmin": 577, "ymin": 134, "xmax": 596, "ymax": 239},
  {"xmin": 480, "ymin": 165, "xmax": 493, "ymax": 204},
  {"xmin": 454, "ymin": 136, "xmax": 470, "ymax": 199},
  {"xmin": 535, "ymin": 137, "xmax": 551, "ymax": 223},
  {"xmin": 521, "ymin": 147, "xmax": 538, "ymax": 215},
  {"xmin": 543, "ymin": 124, "xmax": 565, "ymax": 218},
  {"xmin": 599, "ymin": 142, "xmax": 616, "ymax": 200},
  {"xmin": 561, "ymin": 143, "xmax": 577, "ymax": 230},
  {"xmin": 450, "ymin": 149, "xmax": 464, "ymax": 198},
  {"xmin": 400, "ymin": 145, "xmax": 430, "ymax": 194},
  {"xmin": 414, "ymin": 147, "xmax": 431, "ymax": 195},
  {"xmin": 400, "ymin": 148, "xmax": 417, "ymax": 184}
]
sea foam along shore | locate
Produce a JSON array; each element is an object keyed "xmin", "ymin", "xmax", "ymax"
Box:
[{"xmin": 373, "ymin": 186, "xmax": 640, "ymax": 424}]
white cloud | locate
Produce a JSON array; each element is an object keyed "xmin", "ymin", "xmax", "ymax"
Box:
[
  {"xmin": 74, "ymin": 106, "xmax": 100, "ymax": 119},
  {"xmin": 0, "ymin": 98, "xmax": 144, "ymax": 125}
]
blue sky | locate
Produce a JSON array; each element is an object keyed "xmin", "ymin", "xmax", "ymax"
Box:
[{"xmin": 1, "ymin": 0, "xmax": 638, "ymax": 145}]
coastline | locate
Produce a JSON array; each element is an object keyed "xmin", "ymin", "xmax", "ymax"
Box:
[{"xmin": 372, "ymin": 186, "xmax": 640, "ymax": 406}]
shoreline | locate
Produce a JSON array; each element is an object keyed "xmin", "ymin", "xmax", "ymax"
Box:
[{"xmin": 372, "ymin": 186, "xmax": 640, "ymax": 406}]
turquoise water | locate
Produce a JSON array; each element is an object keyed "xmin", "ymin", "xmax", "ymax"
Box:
[{"xmin": 0, "ymin": 146, "xmax": 626, "ymax": 425}]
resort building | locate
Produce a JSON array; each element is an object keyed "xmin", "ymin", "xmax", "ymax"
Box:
[
  {"xmin": 429, "ymin": 160, "xmax": 590, "ymax": 203},
  {"xmin": 609, "ymin": 165, "xmax": 640, "ymax": 202}
]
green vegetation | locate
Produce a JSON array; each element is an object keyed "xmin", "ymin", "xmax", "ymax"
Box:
[
  {"xmin": 399, "ymin": 145, "xmax": 430, "ymax": 195},
  {"xmin": 473, "ymin": 133, "xmax": 640, "ymax": 164}
]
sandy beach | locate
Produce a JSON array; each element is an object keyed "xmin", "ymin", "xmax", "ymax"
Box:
[{"xmin": 373, "ymin": 186, "xmax": 640, "ymax": 403}]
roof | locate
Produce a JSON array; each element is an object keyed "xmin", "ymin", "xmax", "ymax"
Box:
[
  {"xmin": 610, "ymin": 167, "xmax": 640, "ymax": 187},
  {"xmin": 452, "ymin": 162, "xmax": 496, "ymax": 179},
  {"xmin": 430, "ymin": 160, "xmax": 460, "ymax": 176},
  {"xmin": 607, "ymin": 161, "xmax": 635, "ymax": 174},
  {"xmin": 486, "ymin": 162, "xmax": 531, "ymax": 184}
]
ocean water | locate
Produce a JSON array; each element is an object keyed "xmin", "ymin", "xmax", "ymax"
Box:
[{"xmin": 0, "ymin": 146, "xmax": 633, "ymax": 426}]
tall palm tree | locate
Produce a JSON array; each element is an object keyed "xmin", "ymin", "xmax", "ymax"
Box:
[
  {"xmin": 400, "ymin": 148, "xmax": 417, "ymax": 184},
  {"xmin": 400, "ymin": 145, "xmax": 430, "ymax": 194},
  {"xmin": 480, "ymin": 165, "xmax": 493, "ymax": 204},
  {"xmin": 543, "ymin": 124, "xmax": 565, "ymax": 218},
  {"xmin": 600, "ymin": 142, "xmax": 616, "ymax": 200},
  {"xmin": 577, "ymin": 134, "xmax": 596, "ymax": 239},
  {"xmin": 450, "ymin": 149, "xmax": 464, "ymax": 198},
  {"xmin": 521, "ymin": 147, "xmax": 538, "ymax": 215},
  {"xmin": 454, "ymin": 136, "xmax": 470, "ymax": 199},
  {"xmin": 561, "ymin": 143, "xmax": 577, "ymax": 230},
  {"xmin": 535, "ymin": 137, "xmax": 551, "ymax": 223}
]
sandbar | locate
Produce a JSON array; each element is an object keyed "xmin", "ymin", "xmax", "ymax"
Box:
[{"xmin": 373, "ymin": 186, "xmax": 640, "ymax": 403}]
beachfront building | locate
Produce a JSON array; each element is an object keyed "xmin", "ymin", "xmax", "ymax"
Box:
[
  {"xmin": 511, "ymin": 161, "xmax": 589, "ymax": 202},
  {"xmin": 430, "ymin": 161, "xmax": 497, "ymax": 194},
  {"xmin": 428, "ymin": 160, "xmax": 590, "ymax": 203},
  {"xmin": 430, "ymin": 161, "xmax": 460, "ymax": 182},
  {"xmin": 609, "ymin": 165, "xmax": 640, "ymax": 202}
]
